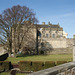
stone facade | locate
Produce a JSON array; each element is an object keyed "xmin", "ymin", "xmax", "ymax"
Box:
[
  {"xmin": 36, "ymin": 22, "xmax": 72, "ymax": 49},
  {"xmin": 34, "ymin": 22, "xmax": 74, "ymax": 54},
  {"xmin": 37, "ymin": 22, "xmax": 68, "ymax": 38},
  {"xmin": 12, "ymin": 22, "xmax": 74, "ymax": 54}
]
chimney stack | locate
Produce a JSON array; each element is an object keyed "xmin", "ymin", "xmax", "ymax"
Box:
[
  {"xmin": 73, "ymin": 35, "xmax": 75, "ymax": 45},
  {"xmin": 48, "ymin": 21, "xmax": 50, "ymax": 25},
  {"xmin": 42, "ymin": 22, "xmax": 45, "ymax": 25},
  {"xmin": 73, "ymin": 35, "xmax": 75, "ymax": 38}
]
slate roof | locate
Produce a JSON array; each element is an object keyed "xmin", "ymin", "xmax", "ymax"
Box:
[
  {"xmin": 35, "ymin": 24, "xmax": 50, "ymax": 28},
  {"xmin": 34, "ymin": 24, "xmax": 60, "ymax": 28},
  {"xmin": 50, "ymin": 25, "xmax": 60, "ymax": 28}
]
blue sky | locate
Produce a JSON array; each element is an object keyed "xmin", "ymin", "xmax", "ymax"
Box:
[{"xmin": 0, "ymin": 0, "xmax": 75, "ymax": 38}]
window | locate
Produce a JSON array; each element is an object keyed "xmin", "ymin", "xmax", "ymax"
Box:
[
  {"xmin": 60, "ymin": 35, "xmax": 62, "ymax": 37},
  {"xmin": 46, "ymin": 34, "xmax": 48, "ymax": 38},
  {"xmin": 52, "ymin": 34, "xmax": 55, "ymax": 38}
]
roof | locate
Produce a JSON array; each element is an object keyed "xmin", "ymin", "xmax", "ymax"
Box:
[
  {"xmin": 20, "ymin": 22, "xmax": 63, "ymax": 30},
  {"xmin": 50, "ymin": 25, "xmax": 60, "ymax": 28},
  {"xmin": 34, "ymin": 24, "xmax": 61, "ymax": 28},
  {"xmin": 34, "ymin": 24, "xmax": 50, "ymax": 28}
]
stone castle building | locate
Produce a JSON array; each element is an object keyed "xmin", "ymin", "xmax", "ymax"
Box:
[
  {"xmin": 12, "ymin": 21, "xmax": 74, "ymax": 54},
  {"xmin": 33, "ymin": 22, "xmax": 74, "ymax": 54},
  {"xmin": 35, "ymin": 22, "xmax": 68, "ymax": 48},
  {"xmin": 37, "ymin": 22, "xmax": 68, "ymax": 38}
]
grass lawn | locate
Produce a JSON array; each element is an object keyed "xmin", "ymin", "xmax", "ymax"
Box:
[
  {"xmin": 6, "ymin": 54, "xmax": 73, "ymax": 64},
  {"xmin": 0, "ymin": 72, "xmax": 26, "ymax": 75}
]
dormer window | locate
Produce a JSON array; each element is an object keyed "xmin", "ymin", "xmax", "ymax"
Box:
[
  {"xmin": 46, "ymin": 34, "xmax": 48, "ymax": 38},
  {"xmin": 52, "ymin": 34, "xmax": 55, "ymax": 38}
]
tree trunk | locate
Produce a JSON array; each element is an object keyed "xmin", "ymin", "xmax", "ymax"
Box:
[
  {"xmin": 14, "ymin": 28, "xmax": 16, "ymax": 57},
  {"xmin": 36, "ymin": 26, "xmax": 39, "ymax": 55}
]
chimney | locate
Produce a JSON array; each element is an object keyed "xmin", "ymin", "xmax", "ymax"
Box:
[
  {"xmin": 48, "ymin": 21, "xmax": 50, "ymax": 25},
  {"xmin": 73, "ymin": 35, "xmax": 75, "ymax": 45},
  {"xmin": 73, "ymin": 35, "xmax": 75, "ymax": 38},
  {"xmin": 42, "ymin": 22, "xmax": 45, "ymax": 25}
]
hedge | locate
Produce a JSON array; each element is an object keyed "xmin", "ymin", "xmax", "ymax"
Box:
[
  {"xmin": 56, "ymin": 61, "xmax": 67, "ymax": 66},
  {"xmin": 18, "ymin": 61, "xmax": 68, "ymax": 71},
  {"xmin": 18, "ymin": 61, "xmax": 32, "ymax": 71},
  {"xmin": 0, "ymin": 61, "xmax": 11, "ymax": 72},
  {"xmin": 31, "ymin": 61, "xmax": 44, "ymax": 71},
  {"xmin": 44, "ymin": 61, "xmax": 55, "ymax": 69},
  {"xmin": 18, "ymin": 61, "xmax": 55, "ymax": 71}
]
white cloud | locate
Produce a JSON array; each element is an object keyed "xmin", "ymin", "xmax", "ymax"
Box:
[{"xmin": 60, "ymin": 13, "xmax": 75, "ymax": 17}]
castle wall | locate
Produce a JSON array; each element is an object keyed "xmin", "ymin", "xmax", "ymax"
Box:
[
  {"xmin": 40, "ymin": 38, "xmax": 73, "ymax": 54},
  {"xmin": 41, "ymin": 38, "xmax": 67, "ymax": 48},
  {"xmin": 41, "ymin": 38, "xmax": 74, "ymax": 49},
  {"xmin": 66, "ymin": 38, "xmax": 73, "ymax": 48}
]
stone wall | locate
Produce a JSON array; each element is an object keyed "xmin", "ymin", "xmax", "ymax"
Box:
[
  {"xmin": 39, "ymin": 38, "xmax": 74, "ymax": 54},
  {"xmin": 40, "ymin": 37, "xmax": 74, "ymax": 49},
  {"xmin": 66, "ymin": 38, "xmax": 73, "ymax": 48},
  {"xmin": 45, "ymin": 48, "xmax": 73, "ymax": 54},
  {"xmin": 41, "ymin": 38, "xmax": 67, "ymax": 48}
]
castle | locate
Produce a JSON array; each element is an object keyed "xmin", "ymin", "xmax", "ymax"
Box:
[
  {"xmin": 37, "ymin": 22, "xmax": 68, "ymax": 38},
  {"xmin": 11, "ymin": 21, "xmax": 74, "ymax": 54},
  {"xmin": 34, "ymin": 22, "xmax": 74, "ymax": 54}
]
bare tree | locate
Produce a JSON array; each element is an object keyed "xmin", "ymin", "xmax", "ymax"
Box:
[
  {"xmin": 0, "ymin": 5, "xmax": 38, "ymax": 57},
  {"xmin": 0, "ymin": 14, "xmax": 12, "ymax": 56}
]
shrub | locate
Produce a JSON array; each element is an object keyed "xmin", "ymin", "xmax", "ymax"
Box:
[
  {"xmin": 18, "ymin": 61, "xmax": 56, "ymax": 71},
  {"xmin": 44, "ymin": 61, "xmax": 55, "ymax": 69},
  {"xmin": 32, "ymin": 61, "xmax": 44, "ymax": 71},
  {"xmin": 40, "ymin": 50, "xmax": 44, "ymax": 55},
  {"xmin": 0, "ymin": 63, "xmax": 4, "ymax": 72},
  {"xmin": 0, "ymin": 61, "xmax": 11, "ymax": 72},
  {"xmin": 16, "ymin": 53, "xmax": 26, "ymax": 57},
  {"xmin": 21, "ymin": 47, "xmax": 32, "ymax": 55},
  {"xmin": 18, "ymin": 61, "xmax": 44, "ymax": 71},
  {"xmin": 56, "ymin": 61, "xmax": 67, "ymax": 66},
  {"xmin": 67, "ymin": 61, "xmax": 72, "ymax": 62},
  {"xmin": 18, "ymin": 61, "xmax": 32, "ymax": 71}
]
